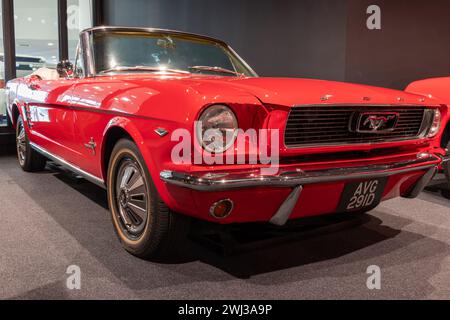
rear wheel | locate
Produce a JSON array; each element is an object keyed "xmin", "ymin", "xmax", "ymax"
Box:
[
  {"xmin": 107, "ymin": 138, "xmax": 190, "ymax": 260},
  {"xmin": 16, "ymin": 115, "xmax": 47, "ymax": 172}
]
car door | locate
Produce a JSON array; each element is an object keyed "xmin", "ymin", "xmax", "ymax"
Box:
[
  {"xmin": 64, "ymin": 42, "xmax": 112, "ymax": 179},
  {"xmin": 70, "ymin": 76, "xmax": 122, "ymax": 180}
]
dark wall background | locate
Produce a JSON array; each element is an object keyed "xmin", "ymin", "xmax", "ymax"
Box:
[
  {"xmin": 346, "ymin": 0, "xmax": 450, "ymax": 89},
  {"xmin": 102, "ymin": 0, "xmax": 450, "ymax": 90}
]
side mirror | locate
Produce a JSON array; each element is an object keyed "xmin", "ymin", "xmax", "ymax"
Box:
[{"xmin": 57, "ymin": 60, "xmax": 74, "ymax": 78}]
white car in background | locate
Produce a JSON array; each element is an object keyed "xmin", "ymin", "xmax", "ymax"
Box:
[
  {"xmin": 0, "ymin": 54, "xmax": 46, "ymax": 125},
  {"xmin": 0, "ymin": 54, "xmax": 47, "ymax": 78}
]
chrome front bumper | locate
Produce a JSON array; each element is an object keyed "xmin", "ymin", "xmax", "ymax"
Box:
[
  {"xmin": 160, "ymin": 153, "xmax": 445, "ymax": 226},
  {"xmin": 160, "ymin": 153, "xmax": 443, "ymax": 191}
]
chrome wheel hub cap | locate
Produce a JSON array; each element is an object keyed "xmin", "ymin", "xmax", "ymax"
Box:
[
  {"xmin": 115, "ymin": 160, "xmax": 148, "ymax": 237},
  {"xmin": 16, "ymin": 123, "xmax": 26, "ymax": 165},
  {"xmin": 119, "ymin": 190, "xmax": 129, "ymax": 207}
]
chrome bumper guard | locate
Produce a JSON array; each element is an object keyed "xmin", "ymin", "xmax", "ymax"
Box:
[{"xmin": 160, "ymin": 153, "xmax": 444, "ymax": 226}]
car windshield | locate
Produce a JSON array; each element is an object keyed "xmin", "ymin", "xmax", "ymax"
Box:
[{"xmin": 90, "ymin": 30, "xmax": 257, "ymax": 77}]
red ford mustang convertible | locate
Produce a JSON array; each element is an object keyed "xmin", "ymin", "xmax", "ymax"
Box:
[{"xmin": 6, "ymin": 26, "xmax": 448, "ymax": 259}]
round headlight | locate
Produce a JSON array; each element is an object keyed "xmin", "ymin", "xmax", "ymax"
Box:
[
  {"xmin": 427, "ymin": 109, "xmax": 441, "ymax": 138},
  {"xmin": 196, "ymin": 104, "xmax": 238, "ymax": 153}
]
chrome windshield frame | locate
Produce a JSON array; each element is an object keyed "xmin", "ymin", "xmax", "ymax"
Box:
[{"xmin": 79, "ymin": 26, "xmax": 258, "ymax": 78}]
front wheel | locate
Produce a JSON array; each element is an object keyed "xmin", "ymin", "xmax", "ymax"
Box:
[
  {"xmin": 444, "ymin": 140, "xmax": 450, "ymax": 188},
  {"xmin": 107, "ymin": 138, "xmax": 190, "ymax": 260},
  {"xmin": 16, "ymin": 115, "xmax": 47, "ymax": 172}
]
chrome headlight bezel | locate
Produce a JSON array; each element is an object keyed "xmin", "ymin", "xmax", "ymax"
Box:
[
  {"xmin": 427, "ymin": 108, "xmax": 442, "ymax": 138},
  {"xmin": 196, "ymin": 104, "xmax": 238, "ymax": 154}
]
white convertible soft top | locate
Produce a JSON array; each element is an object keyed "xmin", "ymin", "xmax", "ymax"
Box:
[{"xmin": 29, "ymin": 67, "xmax": 59, "ymax": 80}]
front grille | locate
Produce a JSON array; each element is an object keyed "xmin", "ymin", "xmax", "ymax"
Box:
[{"xmin": 284, "ymin": 106, "xmax": 426, "ymax": 147}]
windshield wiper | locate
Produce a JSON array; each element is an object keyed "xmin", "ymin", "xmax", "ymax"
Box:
[
  {"xmin": 188, "ymin": 65, "xmax": 244, "ymax": 76},
  {"xmin": 99, "ymin": 66, "xmax": 190, "ymax": 74}
]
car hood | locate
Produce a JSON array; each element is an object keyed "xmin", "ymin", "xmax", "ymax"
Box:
[
  {"xmin": 178, "ymin": 76, "xmax": 436, "ymax": 107},
  {"xmin": 78, "ymin": 74, "xmax": 438, "ymax": 124}
]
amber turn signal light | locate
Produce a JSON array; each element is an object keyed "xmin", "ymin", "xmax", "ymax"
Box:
[{"xmin": 209, "ymin": 199, "xmax": 234, "ymax": 219}]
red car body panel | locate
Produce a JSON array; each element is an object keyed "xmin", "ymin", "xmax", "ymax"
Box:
[
  {"xmin": 6, "ymin": 71, "xmax": 446, "ymax": 224},
  {"xmin": 406, "ymin": 77, "xmax": 450, "ymax": 148}
]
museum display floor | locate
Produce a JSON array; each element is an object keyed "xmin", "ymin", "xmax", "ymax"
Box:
[{"xmin": 1, "ymin": 146, "xmax": 449, "ymax": 299}]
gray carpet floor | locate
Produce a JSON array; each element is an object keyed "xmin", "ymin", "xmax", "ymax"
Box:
[{"xmin": 1, "ymin": 146, "xmax": 449, "ymax": 299}]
